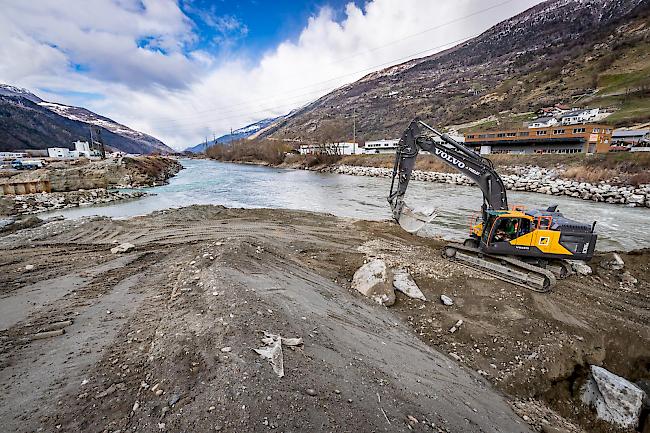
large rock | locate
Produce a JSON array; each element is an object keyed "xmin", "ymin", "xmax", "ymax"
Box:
[
  {"xmin": 581, "ymin": 365, "xmax": 646, "ymax": 429},
  {"xmin": 111, "ymin": 242, "xmax": 135, "ymax": 254},
  {"xmin": 392, "ymin": 269, "xmax": 426, "ymax": 301},
  {"xmin": 352, "ymin": 260, "xmax": 395, "ymax": 306}
]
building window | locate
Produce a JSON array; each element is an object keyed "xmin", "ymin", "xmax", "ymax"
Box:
[
  {"xmin": 553, "ymin": 129, "xmax": 565, "ymax": 135},
  {"xmin": 519, "ymin": 132, "xmax": 529, "ymax": 136},
  {"xmin": 536, "ymin": 130, "xmax": 547, "ymax": 135},
  {"xmin": 593, "ymin": 128, "xmax": 600, "ymax": 133},
  {"xmin": 467, "ymin": 135, "xmax": 475, "ymax": 139},
  {"xmin": 497, "ymin": 133, "xmax": 506, "ymax": 137},
  {"xmin": 573, "ymin": 128, "xmax": 586, "ymax": 133},
  {"xmin": 506, "ymin": 132, "xmax": 517, "ymax": 137}
]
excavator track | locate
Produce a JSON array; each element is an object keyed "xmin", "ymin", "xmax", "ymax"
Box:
[{"xmin": 442, "ymin": 242, "xmax": 556, "ymax": 293}]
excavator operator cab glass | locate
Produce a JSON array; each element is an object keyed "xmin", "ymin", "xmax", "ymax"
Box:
[{"xmin": 488, "ymin": 217, "xmax": 531, "ymax": 245}]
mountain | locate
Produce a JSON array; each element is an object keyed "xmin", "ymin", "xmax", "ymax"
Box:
[
  {"xmin": 184, "ymin": 116, "xmax": 283, "ymax": 153},
  {"xmin": 262, "ymin": 0, "xmax": 650, "ymax": 141},
  {"xmin": 0, "ymin": 84, "xmax": 173, "ymax": 154}
]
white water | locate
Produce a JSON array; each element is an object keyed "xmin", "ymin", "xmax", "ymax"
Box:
[{"xmin": 42, "ymin": 159, "xmax": 650, "ymax": 252}]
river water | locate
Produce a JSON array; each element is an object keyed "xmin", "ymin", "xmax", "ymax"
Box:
[{"xmin": 44, "ymin": 158, "xmax": 650, "ymax": 251}]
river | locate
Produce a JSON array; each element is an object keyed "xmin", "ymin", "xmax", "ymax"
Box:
[{"xmin": 43, "ymin": 158, "xmax": 650, "ymax": 251}]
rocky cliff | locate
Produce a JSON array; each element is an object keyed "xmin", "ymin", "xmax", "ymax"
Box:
[{"xmin": 1, "ymin": 156, "xmax": 182, "ymax": 192}]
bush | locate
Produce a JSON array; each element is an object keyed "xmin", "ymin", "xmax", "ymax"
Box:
[{"xmin": 206, "ymin": 139, "xmax": 292, "ymax": 165}]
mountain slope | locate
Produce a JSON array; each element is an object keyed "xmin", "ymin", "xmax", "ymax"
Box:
[
  {"xmin": 0, "ymin": 84, "xmax": 173, "ymax": 154},
  {"xmin": 184, "ymin": 116, "xmax": 282, "ymax": 153},
  {"xmin": 263, "ymin": 0, "xmax": 650, "ymax": 141}
]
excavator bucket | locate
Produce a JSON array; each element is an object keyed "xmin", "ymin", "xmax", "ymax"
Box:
[{"xmin": 396, "ymin": 203, "xmax": 437, "ymax": 233}]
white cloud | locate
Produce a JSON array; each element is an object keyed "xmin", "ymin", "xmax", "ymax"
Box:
[{"xmin": 0, "ymin": 0, "xmax": 543, "ymax": 150}]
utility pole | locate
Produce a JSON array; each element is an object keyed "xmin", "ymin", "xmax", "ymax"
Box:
[{"xmin": 352, "ymin": 108, "xmax": 356, "ymax": 144}]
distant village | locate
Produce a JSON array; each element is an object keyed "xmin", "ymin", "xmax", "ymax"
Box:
[
  {"xmin": 297, "ymin": 106, "xmax": 650, "ymax": 156},
  {"xmin": 0, "ymin": 140, "xmax": 135, "ymax": 170},
  {"xmin": 2, "ymin": 106, "xmax": 650, "ymax": 170}
]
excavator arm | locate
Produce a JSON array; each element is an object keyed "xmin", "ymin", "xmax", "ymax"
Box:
[{"xmin": 388, "ymin": 118, "xmax": 508, "ymax": 232}]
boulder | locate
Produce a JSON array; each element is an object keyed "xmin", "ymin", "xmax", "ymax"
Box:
[
  {"xmin": 392, "ymin": 269, "xmax": 426, "ymax": 301},
  {"xmin": 111, "ymin": 242, "xmax": 136, "ymax": 254},
  {"xmin": 352, "ymin": 260, "xmax": 395, "ymax": 306},
  {"xmin": 581, "ymin": 365, "xmax": 646, "ymax": 429},
  {"xmin": 571, "ymin": 261, "xmax": 592, "ymax": 276},
  {"xmin": 600, "ymin": 253, "xmax": 625, "ymax": 271}
]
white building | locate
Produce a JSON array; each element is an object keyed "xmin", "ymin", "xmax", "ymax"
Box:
[
  {"xmin": 299, "ymin": 142, "xmax": 363, "ymax": 155},
  {"xmin": 364, "ymin": 139, "xmax": 400, "ymax": 154},
  {"xmin": 74, "ymin": 140, "xmax": 99, "ymax": 158},
  {"xmin": 47, "ymin": 147, "xmax": 72, "ymax": 158},
  {"xmin": 0, "ymin": 151, "xmax": 27, "ymax": 160},
  {"xmin": 559, "ymin": 108, "xmax": 600, "ymax": 125},
  {"xmin": 529, "ymin": 116, "xmax": 558, "ymax": 128}
]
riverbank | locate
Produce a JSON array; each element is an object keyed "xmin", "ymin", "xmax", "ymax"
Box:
[
  {"xmin": 207, "ymin": 152, "xmax": 650, "ymax": 208},
  {"xmin": 324, "ymin": 165, "xmax": 650, "ymax": 207},
  {"xmin": 0, "ymin": 156, "xmax": 182, "ymax": 216},
  {"xmin": 1, "ymin": 205, "xmax": 648, "ymax": 433}
]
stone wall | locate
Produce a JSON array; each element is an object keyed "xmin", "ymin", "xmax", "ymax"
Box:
[{"xmin": 327, "ymin": 165, "xmax": 650, "ymax": 208}]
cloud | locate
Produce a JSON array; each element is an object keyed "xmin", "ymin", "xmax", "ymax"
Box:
[{"xmin": 0, "ymin": 0, "xmax": 543, "ymax": 150}]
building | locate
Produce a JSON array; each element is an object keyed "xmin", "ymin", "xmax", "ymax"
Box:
[
  {"xmin": 364, "ymin": 133, "xmax": 464, "ymax": 154},
  {"xmin": 0, "ymin": 151, "xmax": 27, "ymax": 160},
  {"xmin": 528, "ymin": 116, "xmax": 558, "ymax": 128},
  {"xmin": 559, "ymin": 108, "xmax": 600, "ymax": 125},
  {"xmin": 465, "ymin": 124, "xmax": 612, "ymax": 154},
  {"xmin": 73, "ymin": 140, "xmax": 100, "ymax": 158},
  {"xmin": 612, "ymin": 129, "xmax": 649, "ymax": 146},
  {"xmin": 364, "ymin": 139, "xmax": 400, "ymax": 154},
  {"xmin": 47, "ymin": 147, "xmax": 72, "ymax": 158},
  {"xmin": 299, "ymin": 142, "xmax": 364, "ymax": 155}
]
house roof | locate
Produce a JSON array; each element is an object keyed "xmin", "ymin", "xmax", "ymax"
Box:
[
  {"xmin": 613, "ymin": 129, "xmax": 650, "ymax": 138},
  {"xmin": 532, "ymin": 116, "xmax": 555, "ymax": 123},
  {"xmin": 559, "ymin": 109, "xmax": 593, "ymax": 118}
]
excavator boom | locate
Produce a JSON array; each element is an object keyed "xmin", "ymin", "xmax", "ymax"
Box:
[{"xmin": 388, "ymin": 119, "xmax": 508, "ymax": 232}]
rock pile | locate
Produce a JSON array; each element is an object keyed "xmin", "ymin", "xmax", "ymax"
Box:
[
  {"xmin": 4, "ymin": 189, "xmax": 147, "ymax": 215},
  {"xmin": 329, "ymin": 165, "xmax": 650, "ymax": 208}
]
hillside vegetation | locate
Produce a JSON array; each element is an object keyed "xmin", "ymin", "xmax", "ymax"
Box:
[{"xmin": 262, "ymin": 0, "xmax": 650, "ymax": 141}]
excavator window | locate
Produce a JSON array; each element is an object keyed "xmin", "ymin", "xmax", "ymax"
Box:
[{"xmin": 491, "ymin": 217, "xmax": 531, "ymax": 243}]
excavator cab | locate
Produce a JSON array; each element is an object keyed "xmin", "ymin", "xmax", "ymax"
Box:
[{"xmin": 479, "ymin": 211, "xmax": 534, "ymax": 252}]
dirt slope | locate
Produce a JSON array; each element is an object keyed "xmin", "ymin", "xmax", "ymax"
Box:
[
  {"xmin": 1, "ymin": 206, "xmax": 648, "ymax": 433},
  {"xmin": 0, "ymin": 207, "xmax": 529, "ymax": 433}
]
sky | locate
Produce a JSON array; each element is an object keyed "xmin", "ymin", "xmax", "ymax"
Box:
[{"xmin": 0, "ymin": 0, "xmax": 545, "ymax": 150}]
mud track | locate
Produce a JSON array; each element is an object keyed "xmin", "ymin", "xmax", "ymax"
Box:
[{"xmin": 1, "ymin": 205, "xmax": 648, "ymax": 433}]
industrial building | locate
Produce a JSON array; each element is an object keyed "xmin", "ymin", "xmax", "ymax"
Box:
[
  {"xmin": 298, "ymin": 142, "xmax": 364, "ymax": 155},
  {"xmin": 364, "ymin": 139, "xmax": 400, "ymax": 154},
  {"xmin": 465, "ymin": 124, "xmax": 613, "ymax": 154},
  {"xmin": 47, "ymin": 141, "xmax": 99, "ymax": 159}
]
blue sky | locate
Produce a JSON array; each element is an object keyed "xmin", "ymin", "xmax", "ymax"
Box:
[
  {"xmin": 0, "ymin": 0, "xmax": 544, "ymax": 149},
  {"xmin": 182, "ymin": 0, "xmax": 365, "ymax": 55}
]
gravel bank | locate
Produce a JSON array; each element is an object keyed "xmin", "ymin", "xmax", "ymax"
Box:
[{"xmin": 325, "ymin": 165, "xmax": 650, "ymax": 208}]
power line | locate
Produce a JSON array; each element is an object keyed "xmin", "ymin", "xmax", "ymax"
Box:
[
  {"xmin": 142, "ymin": 0, "xmax": 513, "ymax": 126},
  {"xmin": 149, "ymin": 34, "xmax": 476, "ymax": 134}
]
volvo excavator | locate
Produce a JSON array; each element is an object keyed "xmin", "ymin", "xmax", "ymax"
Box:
[{"xmin": 388, "ymin": 119, "xmax": 598, "ymax": 292}]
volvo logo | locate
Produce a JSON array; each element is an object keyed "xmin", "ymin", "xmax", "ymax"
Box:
[{"xmin": 434, "ymin": 148, "xmax": 465, "ymax": 169}]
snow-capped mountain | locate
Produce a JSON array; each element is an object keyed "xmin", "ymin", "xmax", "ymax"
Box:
[
  {"xmin": 184, "ymin": 116, "xmax": 283, "ymax": 153},
  {"xmin": 0, "ymin": 84, "xmax": 42, "ymax": 103},
  {"xmin": 0, "ymin": 84, "xmax": 173, "ymax": 154},
  {"xmin": 37, "ymin": 101, "xmax": 172, "ymax": 154}
]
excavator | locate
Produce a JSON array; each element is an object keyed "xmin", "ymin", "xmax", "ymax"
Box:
[{"xmin": 388, "ymin": 119, "xmax": 598, "ymax": 292}]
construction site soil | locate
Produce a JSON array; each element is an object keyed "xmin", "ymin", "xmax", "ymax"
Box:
[{"xmin": 1, "ymin": 206, "xmax": 648, "ymax": 433}]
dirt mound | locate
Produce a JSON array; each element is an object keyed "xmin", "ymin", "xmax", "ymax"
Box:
[{"xmin": 0, "ymin": 205, "xmax": 648, "ymax": 432}]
